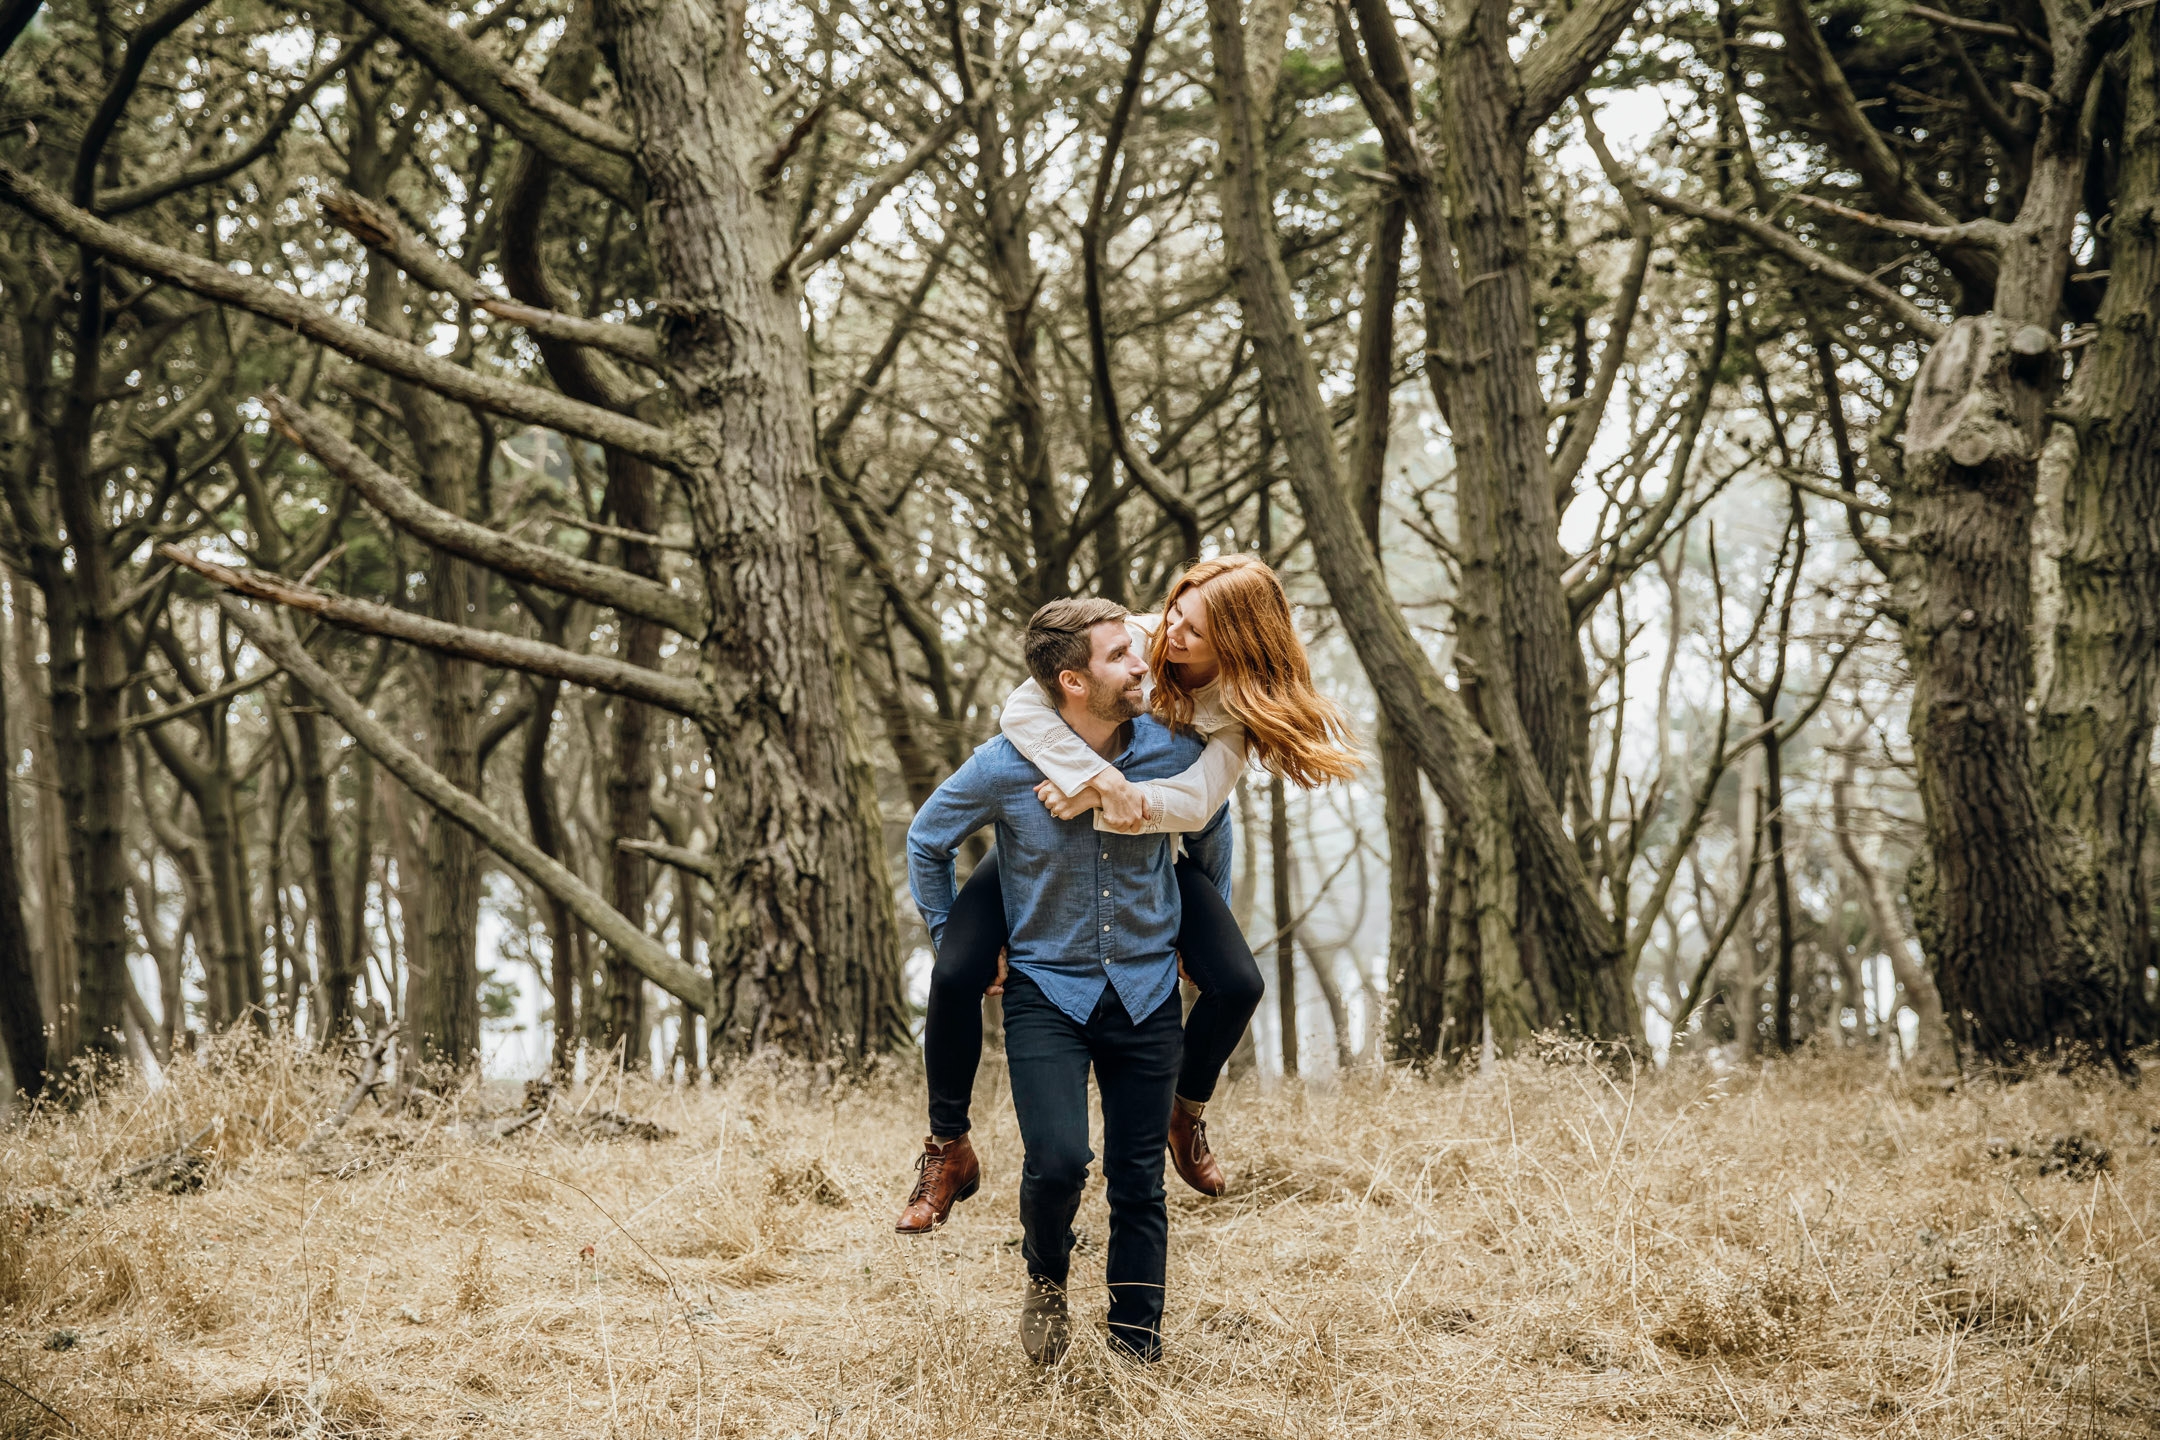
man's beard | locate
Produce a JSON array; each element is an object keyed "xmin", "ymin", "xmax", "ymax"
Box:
[{"xmin": 1084, "ymin": 676, "xmax": 1143, "ymax": 724}]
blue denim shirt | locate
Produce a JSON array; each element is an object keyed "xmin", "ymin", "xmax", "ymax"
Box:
[{"xmin": 907, "ymin": 715, "xmax": 1234, "ymax": 1027}]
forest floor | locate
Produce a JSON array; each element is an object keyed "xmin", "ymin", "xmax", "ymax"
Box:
[{"xmin": 1, "ymin": 1038, "xmax": 2156, "ymax": 1439}]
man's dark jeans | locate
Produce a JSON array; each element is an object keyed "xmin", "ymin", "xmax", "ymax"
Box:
[{"xmin": 1002, "ymin": 971, "xmax": 1182, "ymax": 1360}]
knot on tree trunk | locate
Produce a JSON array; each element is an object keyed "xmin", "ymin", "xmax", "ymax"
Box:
[{"xmin": 1905, "ymin": 317, "xmax": 2038, "ymax": 481}]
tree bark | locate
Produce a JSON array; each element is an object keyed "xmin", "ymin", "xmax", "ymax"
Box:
[
  {"xmin": 289, "ymin": 685, "xmax": 354, "ymax": 1038},
  {"xmin": 598, "ymin": 0, "xmax": 908, "ymax": 1060},
  {"xmin": 51, "ymin": 406, "xmax": 130, "ymax": 1063},
  {"xmin": 1891, "ymin": 5, "xmax": 2134, "ymax": 1067},
  {"xmin": 2029, "ymin": 8, "xmax": 2160, "ymax": 1054},
  {"xmin": 399, "ymin": 395, "xmax": 486, "ymax": 1073},
  {"xmin": 1271, "ymin": 772, "xmax": 1297, "ymax": 1078},
  {"xmin": 0, "ymin": 622, "xmax": 48, "ymax": 1099}
]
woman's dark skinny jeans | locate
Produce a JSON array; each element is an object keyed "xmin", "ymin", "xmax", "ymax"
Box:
[{"xmin": 922, "ymin": 847, "xmax": 1265, "ymax": 1138}]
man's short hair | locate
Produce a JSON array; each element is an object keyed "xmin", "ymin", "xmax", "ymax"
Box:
[{"xmin": 1025, "ymin": 597, "xmax": 1131, "ymax": 696}]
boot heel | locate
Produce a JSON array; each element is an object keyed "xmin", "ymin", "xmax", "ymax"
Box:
[{"xmin": 957, "ymin": 1177, "xmax": 980, "ymax": 1204}]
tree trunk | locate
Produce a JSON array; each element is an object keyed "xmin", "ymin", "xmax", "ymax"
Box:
[
  {"xmin": 1304, "ymin": 940, "xmax": 1354, "ymax": 1072},
  {"xmin": 1763, "ymin": 727, "xmax": 1798, "ymax": 1052},
  {"xmin": 598, "ymin": 0, "xmax": 908, "ymax": 1060},
  {"xmin": 601, "ymin": 482, "xmax": 661, "ymax": 1065},
  {"xmin": 1270, "ymin": 773, "xmax": 1297, "ymax": 1078},
  {"xmin": 0, "ymin": 628, "xmax": 48, "ymax": 1099},
  {"xmin": 409, "ymin": 637, "xmax": 483, "ymax": 1070},
  {"xmin": 397, "ymin": 394, "xmax": 486, "ymax": 1072},
  {"xmin": 9, "ymin": 579, "xmax": 70, "ymax": 1061},
  {"xmin": 520, "ymin": 678, "xmax": 582, "ymax": 1074},
  {"xmin": 1892, "ymin": 5, "xmax": 2134, "ymax": 1067},
  {"xmin": 50, "ymin": 466, "xmax": 129, "ymax": 1063},
  {"xmin": 1344, "ymin": 195, "xmax": 1446, "ymax": 1067},
  {"xmin": 2028, "ymin": 10, "xmax": 2160, "ymax": 1055},
  {"xmin": 289, "ymin": 686, "xmax": 354, "ymax": 1038}
]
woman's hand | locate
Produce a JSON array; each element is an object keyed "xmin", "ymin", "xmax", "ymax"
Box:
[
  {"xmin": 985, "ymin": 947, "xmax": 1009, "ymax": 996},
  {"xmin": 1094, "ymin": 771, "xmax": 1148, "ymax": 833},
  {"xmin": 1034, "ymin": 779, "xmax": 1103, "ymax": 820}
]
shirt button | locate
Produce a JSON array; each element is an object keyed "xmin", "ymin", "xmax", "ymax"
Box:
[
  {"xmin": 1102, "ymin": 924, "xmax": 1110, "ymax": 931},
  {"xmin": 1101, "ymin": 852, "xmax": 1108, "ymax": 859},
  {"xmin": 1102, "ymin": 889, "xmax": 1109, "ymax": 897}
]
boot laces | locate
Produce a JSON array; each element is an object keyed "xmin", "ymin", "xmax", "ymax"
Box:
[
  {"xmin": 908, "ymin": 1145, "xmax": 948, "ymax": 1204},
  {"xmin": 1187, "ymin": 1117, "xmax": 1211, "ymax": 1160}
]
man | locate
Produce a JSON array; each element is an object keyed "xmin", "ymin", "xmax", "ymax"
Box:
[{"xmin": 906, "ymin": 597, "xmax": 1230, "ymax": 1364}]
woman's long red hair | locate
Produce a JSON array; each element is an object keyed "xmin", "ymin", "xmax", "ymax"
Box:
[{"xmin": 1148, "ymin": 555, "xmax": 1362, "ymax": 788}]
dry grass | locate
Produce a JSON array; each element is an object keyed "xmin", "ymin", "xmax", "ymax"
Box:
[{"xmin": 2, "ymin": 1035, "xmax": 2156, "ymax": 1438}]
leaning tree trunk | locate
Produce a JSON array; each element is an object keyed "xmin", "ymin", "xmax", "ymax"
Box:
[
  {"xmin": 1208, "ymin": 0, "xmax": 1637, "ymax": 1051},
  {"xmin": 599, "ymin": 0, "xmax": 907, "ymax": 1058},
  {"xmin": 1345, "ymin": 196, "xmax": 1447, "ymax": 1067}
]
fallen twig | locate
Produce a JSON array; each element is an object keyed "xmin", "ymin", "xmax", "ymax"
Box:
[{"xmin": 296, "ymin": 1028, "xmax": 392, "ymax": 1156}]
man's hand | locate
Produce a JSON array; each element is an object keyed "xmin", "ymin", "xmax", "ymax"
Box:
[
  {"xmin": 986, "ymin": 947, "xmax": 1009, "ymax": 996},
  {"xmin": 1094, "ymin": 770, "xmax": 1148, "ymax": 833},
  {"xmin": 1034, "ymin": 779, "xmax": 1102, "ymax": 820}
]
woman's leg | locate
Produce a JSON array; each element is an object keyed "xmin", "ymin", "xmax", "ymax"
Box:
[
  {"xmin": 1171, "ymin": 856, "xmax": 1265, "ymax": 1105},
  {"xmin": 923, "ymin": 849, "xmax": 1008, "ymax": 1138}
]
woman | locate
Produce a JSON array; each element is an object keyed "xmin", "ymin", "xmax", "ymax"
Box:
[{"xmin": 896, "ymin": 555, "xmax": 1360, "ymax": 1234}]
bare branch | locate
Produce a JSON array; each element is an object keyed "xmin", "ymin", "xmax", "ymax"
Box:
[
  {"xmin": 0, "ymin": 162, "xmax": 683, "ymax": 467},
  {"xmin": 1643, "ymin": 187, "xmax": 1947, "ymax": 340},
  {"xmin": 1907, "ymin": 4, "xmax": 2037, "ymax": 44},
  {"xmin": 786, "ymin": 110, "xmax": 962, "ymax": 284},
  {"xmin": 1779, "ymin": 467, "xmax": 1895, "ymax": 516},
  {"xmin": 1554, "ymin": 104, "xmax": 1656, "ymax": 495},
  {"xmin": 320, "ymin": 190, "xmax": 664, "ymax": 370},
  {"xmin": 98, "ymin": 38, "xmax": 359, "ymax": 215},
  {"xmin": 342, "ymin": 0, "xmax": 639, "ymax": 205},
  {"xmin": 1787, "ymin": 191, "xmax": 2013, "ymax": 250},
  {"xmin": 1517, "ymin": 0, "xmax": 1644, "ymax": 134},
  {"xmin": 218, "ymin": 596, "xmax": 708, "ymax": 1007},
  {"xmin": 161, "ymin": 546, "xmax": 716, "ymax": 722},
  {"xmin": 123, "ymin": 665, "xmax": 283, "ymax": 734},
  {"xmin": 616, "ymin": 837, "xmax": 722, "ymax": 884},
  {"xmin": 266, "ymin": 398, "xmax": 702, "ymax": 635}
]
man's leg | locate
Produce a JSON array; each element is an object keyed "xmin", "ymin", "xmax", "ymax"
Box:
[
  {"xmin": 1001, "ymin": 974, "xmax": 1094, "ymax": 1297},
  {"xmin": 1091, "ymin": 986, "xmax": 1183, "ymax": 1360}
]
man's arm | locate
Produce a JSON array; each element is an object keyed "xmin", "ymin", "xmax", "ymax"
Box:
[
  {"xmin": 1182, "ymin": 786, "xmax": 1236, "ymax": 907},
  {"xmin": 905, "ymin": 751, "xmax": 1001, "ymax": 952}
]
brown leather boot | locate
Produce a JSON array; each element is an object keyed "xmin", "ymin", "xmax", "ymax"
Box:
[
  {"xmin": 1167, "ymin": 1104, "xmax": 1225, "ymax": 1196},
  {"xmin": 894, "ymin": 1134, "xmax": 981, "ymax": 1234}
]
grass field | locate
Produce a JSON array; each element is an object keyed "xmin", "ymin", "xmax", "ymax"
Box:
[{"xmin": 1, "ymin": 1039, "xmax": 2155, "ymax": 1438}]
